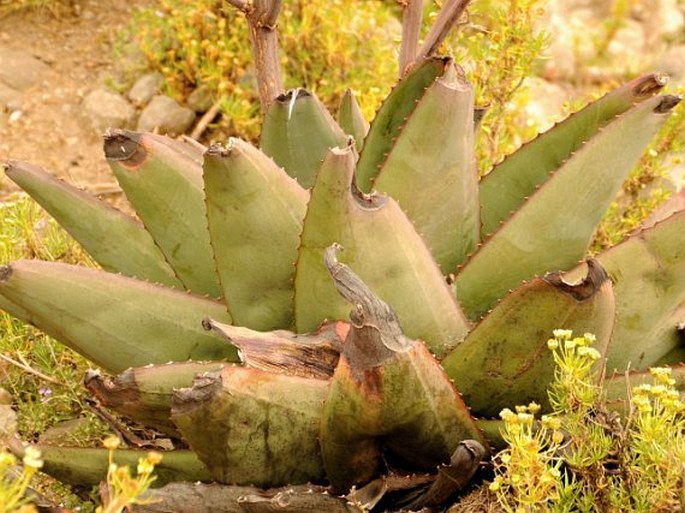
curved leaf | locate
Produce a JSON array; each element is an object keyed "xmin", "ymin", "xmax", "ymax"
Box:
[
  {"xmin": 320, "ymin": 250, "xmax": 485, "ymax": 491},
  {"xmin": 260, "ymin": 89, "xmax": 348, "ymax": 189},
  {"xmin": 356, "ymin": 57, "xmax": 449, "ymax": 192},
  {"xmin": 443, "ymin": 260, "xmax": 615, "ymax": 417},
  {"xmin": 105, "ymin": 129, "xmax": 222, "ymax": 298},
  {"xmin": 455, "ymin": 95, "xmax": 681, "ymax": 319},
  {"xmin": 203, "ymin": 140, "xmax": 308, "ymax": 330},
  {"xmin": 567, "ymin": 210, "xmax": 685, "ymax": 372},
  {"xmin": 294, "ymin": 145, "xmax": 470, "ymax": 356},
  {"xmin": 4, "ymin": 161, "xmax": 181, "ymax": 288},
  {"xmin": 374, "ymin": 62, "xmax": 478, "ymax": 271},
  {"xmin": 0, "ymin": 260, "xmax": 236, "ymax": 373},
  {"xmin": 479, "ymin": 73, "xmax": 668, "ymax": 237}
]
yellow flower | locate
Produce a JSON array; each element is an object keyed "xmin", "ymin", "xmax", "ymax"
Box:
[
  {"xmin": 517, "ymin": 412, "xmax": 534, "ymax": 425},
  {"xmin": 0, "ymin": 450, "xmax": 17, "ymax": 467},
  {"xmin": 147, "ymin": 451, "xmax": 163, "ymax": 465},
  {"xmin": 553, "ymin": 329, "xmax": 573, "ymax": 339},
  {"xmin": 500, "ymin": 408, "xmax": 516, "ymax": 422},
  {"xmin": 23, "ymin": 446, "xmax": 43, "ymax": 469},
  {"xmin": 547, "ymin": 338, "xmax": 559, "ymax": 350},
  {"xmin": 577, "ymin": 346, "xmax": 601, "ymax": 360},
  {"xmin": 541, "ymin": 415, "xmax": 561, "ymax": 431},
  {"xmin": 103, "ymin": 435, "xmax": 121, "ymax": 451}
]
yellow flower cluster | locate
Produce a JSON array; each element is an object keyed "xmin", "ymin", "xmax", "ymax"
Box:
[
  {"xmin": 0, "ymin": 446, "xmax": 43, "ymax": 513},
  {"xmin": 490, "ymin": 402, "xmax": 564, "ymax": 511},
  {"xmin": 96, "ymin": 435, "xmax": 163, "ymax": 513}
]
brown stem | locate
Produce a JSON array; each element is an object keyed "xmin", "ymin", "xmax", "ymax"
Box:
[
  {"xmin": 190, "ymin": 99, "xmax": 223, "ymax": 140},
  {"xmin": 398, "ymin": 0, "xmax": 424, "ymax": 77},
  {"xmin": 225, "ymin": 0, "xmax": 285, "ymax": 112},
  {"xmin": 416, "ymin": 0, "xmax": 471, "ymax": 62}
]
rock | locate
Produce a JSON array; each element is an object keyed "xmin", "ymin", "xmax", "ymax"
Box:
[
  {"xmin": 0, "ymin": 82, "xmax": 22, "ymax": 111},
  {"xmin": 606, "ymin": 19, "xmax": 646, "ymax": 74},
  {"xmin": 187, "ymin": 85, "xmax": 214, "ymax": 113},
  {"xmin": 541, "ymin": 7, "xmax": 599, "ymax": 80},
  {"xmin": 0, "ymin": 48, "xmax": 50, "ymax": 91},
  {"xmin": 639, "ymin": 0, "xmax": 684, "ymax": 48},
  {"xmin": 82, "ymin": 88, "xmax": 136, "ymax": 134},
  {"xmin": 137, "ymin": 95, "xmax": 196, "ymax": 136},
  {"xmin": 655, "ymin": 45, "xmax": 685, "ymax": 84},
  {"xmin": 39, "ymin": 417, "xmax": 92, "ymax": 445},
  {"xmin": 521, "ymin": 78, "xmax": 568, "ymax": 132},
  {"xmin": 128, "ymin": 72, "xmax": 164, "ymax": 107}
]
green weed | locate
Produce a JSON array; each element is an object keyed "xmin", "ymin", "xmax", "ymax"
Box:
[{"xmin": 491, "ymin": 330, "xmax": 685, "ymax": 512}]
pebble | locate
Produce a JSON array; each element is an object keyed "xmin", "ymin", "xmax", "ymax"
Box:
[
  {"xmin": 82, "ymin": 88, "xmax": 136, "ymax": 134},
  {"xmin": 128, "ymin": 71, "xmax": 164, "ymax": 107},
  {"xmin": 0, "ymin": 48, "xmax": 50, "ymax": 91},
  {"xmin": 137, "ymin": 94, "xmax": 196, "ymax": 136},
  {"xmin": 187, "ymin": 85, "xmax": 214, "ymax": 113}
]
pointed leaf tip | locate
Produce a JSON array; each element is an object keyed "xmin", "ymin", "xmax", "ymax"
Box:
[
  {"xmin": 103, "ymin": 129, "xmax": 145, "ymax": 164},
  {"xmin": 544, "ymin": 258, "xmax": 609, "ymax": 300},
  {"xmin": 654, "ymin": 94, "xmax": 682, "ymax": 113},
  {"xmin": 631, "ymin": 73, "xmax": 669, "ymax": 98}
]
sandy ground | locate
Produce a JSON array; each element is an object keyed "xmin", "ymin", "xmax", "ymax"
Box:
[{"xmin": 0, "ymin": 1, "xmax": 149, "ymax": 198}]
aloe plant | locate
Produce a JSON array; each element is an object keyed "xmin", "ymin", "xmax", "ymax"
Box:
[{"xmin": 1, "ymin": 0, "xmax": 684, "ymax": 510}]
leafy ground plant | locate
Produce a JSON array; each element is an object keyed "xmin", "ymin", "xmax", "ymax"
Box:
[
  {"xmin": 127, "ymin": 0, "xmax": 398, "ymax": 140},
  {"xmin": 490, "ymin": 330, "xmax": 685, "ymax": 512},
  {"xmin": 0, "ymin": 0, "xmax": 67, "ymax": 17}
]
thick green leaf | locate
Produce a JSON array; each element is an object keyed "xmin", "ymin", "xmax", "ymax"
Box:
[
  {"xmin": 85, "ymin": 362, "xmax": 226, "ymax": 436},
  {"xmin": 104, "ymin": 129, "xmax": 222, "ymax": 298},
  {"xmin": 4, "ymin": 161, "xmax": 181, "ymax": 288},
  {"xmin": 0, "ymin": 260, "xmax": 237, "ymax": 373},
  {"xmin": 566, "ymin": 210, "xmax": 685, "ymax": 372},
  {"xmin": 373, "ymin": 62, "xmax": 478, "ymax": 271},
  {"xmin": 30, "ymin": 445, "xmax": 210, "ymax": 486},
  {"xmin": 294, "ymin": 145, "xmax": 470, "ymax": 356},
  {"xmin": 479, "ymin": 74, "xmax": 668, "ymax": 237},
  {"xmin": 356, "ymin": 57, "xmax": 449, "ymax": 192},
  {"xmin": 655, "ymin": 314, "xmax": 684, "ymax": 366},
  {"xmin": 260, "ymin": 89, "xmax": 348, "ymax": 189},
  {"xmin": 172, "ymin": 366, "xmax": 328, "ymax": 487},
  {"xmin": 338, "ymin": 89, "xmax": 369, "ymax": 152},
  {"xmin": 443, "ymin": 260, "xmax": 615, "ymax": 417},
  {"xmin": 455, "ymin": 95, "xmax": 681, "ymax": 319},
  {"xmin": 203, "ymin": 140, "xmax": 308, "ymax": 330},
  {"xmin": 320, "ymin": 248, "xmax": 485, "ymax": 492}
]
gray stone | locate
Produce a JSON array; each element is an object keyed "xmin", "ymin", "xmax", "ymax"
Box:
[
  {"xmin": 137, "ymin": 95, "xmax": 196, "ymax": 136},
  {"xmin": 640, "ymin": 0, "xmax": 684, "ymax": 48},
  {"xmin": 83, "ymin": 88, "xmax": 136, "ymax": 134},
  {"xmin": 521, "ymin": 77, "xmax": 569, "ymax": 132},
  {"xmin": 0, "ymin": 48, "xmax": 50, "ymax": 91},
  {"xmin": 606, "ymin": 19, "xmax": 646, "ymax": 72},
  {"xmin": 187, "ymin": 85, "xmax": 214, "ymax": 113},
  {"xmin": 655, "ymin": 45, "xmax": 685, "ymax": 84},
  {"xmin": 128, "ymin": 72, "xmax": 164, "ymax": 107},
  {"xmin": 39, "ymin": 417, "xmax": 91, "ymax": 445}
]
